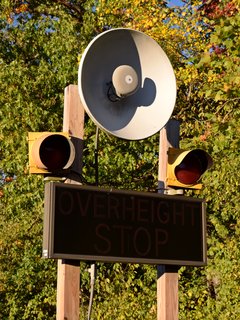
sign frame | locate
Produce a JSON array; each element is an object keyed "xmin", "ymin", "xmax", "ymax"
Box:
[{"xmin": 43, "ymin": 182, "xmax": 207, "ymax": 266}]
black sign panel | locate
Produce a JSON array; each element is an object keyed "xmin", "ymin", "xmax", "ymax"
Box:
[{"xmin": 43, "ymin": 182, "xmax": 207, "ymax": 266}]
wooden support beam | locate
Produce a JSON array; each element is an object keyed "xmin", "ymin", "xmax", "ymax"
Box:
[
  {"xmin": 56, "ymin": 85, "xmax": 84, "ymax": 320},
  {"xmin": 57, "ymin": 259, "xmax": 81, "ymax": 320},
  {"xmin": 157, "ymin": 120, "xmax": 180, "ymax": 320},
  {"xmin": 157, "ymin": 265, "xmax": 179, "ymax": 320}
]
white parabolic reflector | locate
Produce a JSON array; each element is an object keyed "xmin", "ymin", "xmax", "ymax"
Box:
[{"xmin": 78, "ymin": 28, "xmax": 176, "ymax": 140}]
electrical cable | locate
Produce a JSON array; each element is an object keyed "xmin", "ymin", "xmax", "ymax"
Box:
[
  {"xmin": 94, "ymin": 126, "xmax": 99, "ymax": 186},
  {"xmin": 87, "ymin": 126, "xmax": 99, "ymax": 320},
  {"xmin": 107, "ymin": 82, "xmax": 121, "ymax": 102},
  {"xmin": 87, "ymin": 263, "xmax": 96, "ymax": 320}
]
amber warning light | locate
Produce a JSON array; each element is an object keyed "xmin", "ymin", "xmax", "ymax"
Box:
[
  {"xmin": 28, "ymin": 132, "xmax": 75, "ymax": 174},
  {"xmin": 167, "ymin": 148, "xmax": 213, "ymax": 189}
]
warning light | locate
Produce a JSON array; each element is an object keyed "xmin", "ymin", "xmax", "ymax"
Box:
[
  {"xmin": 167, "ymin": 148, "xmax": 213, "ymax": 189},
  {"xmin": 28, "ymin": 132, "xmax": 75, "ymax": 174}
]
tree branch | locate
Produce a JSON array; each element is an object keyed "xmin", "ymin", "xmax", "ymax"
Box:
[{"xmin": 51, "ymin": 0, "xmax": 85, "ymax": 22}]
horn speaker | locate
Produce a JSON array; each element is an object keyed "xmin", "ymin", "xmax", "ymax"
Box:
[{"xmin": 78, "ymin": 28, "xmax": 176, "ymax": 140}]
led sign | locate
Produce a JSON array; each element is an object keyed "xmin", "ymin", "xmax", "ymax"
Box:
[{"xmin": 43, "ymin": 182, "xmax": 206, "ymax": 266}]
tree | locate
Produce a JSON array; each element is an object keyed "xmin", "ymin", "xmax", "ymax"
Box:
[
  {"xmin": 0, "ymin": 0, "xmax": 239, "ymax": 318},
  {"xmin": 0, "ymin": 1, "xmax": 95, "ymax": 318}
]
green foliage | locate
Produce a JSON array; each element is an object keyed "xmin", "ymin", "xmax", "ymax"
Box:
[
  {"xmin": 83, "ymin": 121, "xmax": 159, "ymax": 191},
  {"xmin": 0, "ymin": 0, "xmax": 239, "ymax": 318},
  {"xmin": 79, "ymin": 263, "xmax": 157, "ymax": 320},
  {"xmin": 0, "ymin": 1, "xmax": 92, "ymax": 318},
  {"xmin": 0, "ymin": 175, "xmax": 57, "ymax": 319},
  {"xmin": 197, "ymin": 12, "xmax": 240, "ymax": 101}
]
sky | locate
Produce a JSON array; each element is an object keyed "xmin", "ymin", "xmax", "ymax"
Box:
[{"xmin": 167, "ymin": 0, "xmax": 185, "ymax": 7}]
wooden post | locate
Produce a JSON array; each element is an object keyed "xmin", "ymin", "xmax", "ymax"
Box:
[
  {"xmin": 157, "ymin": 120, "xmax": 180, "ymax": 320},
  {"xmin": 56, "ymin": 85, "xmax": 85, "ymax": 320}
]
